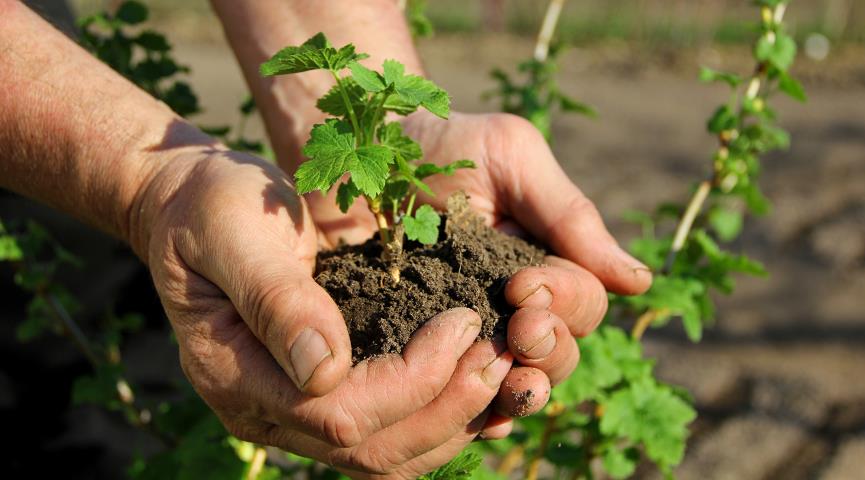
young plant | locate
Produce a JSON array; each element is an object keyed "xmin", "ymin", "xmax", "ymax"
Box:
[
  {"xmin": 475, "ymin": 1, "xmax": 804, "ymax": 479},
  {"xmin": 485, "ymin": 0, "xmax": 596, "ymax": 143},
  {"xmin": 260, "ymin": 33, "xmax": 474, "ymax": 282}
]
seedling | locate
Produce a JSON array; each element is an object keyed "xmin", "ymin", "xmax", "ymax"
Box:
[{"xmin": 260, "ymin": 33, "xmax": 474, "ymax": 282}]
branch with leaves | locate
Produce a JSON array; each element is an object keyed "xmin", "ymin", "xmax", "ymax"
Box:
[
  {"xmin": 260, "ymin": 33, "xmax": 474, "ymax": 282},
  {"xmin": 484, "ymin": 0, "xmax": 596, "ymax": 143}
]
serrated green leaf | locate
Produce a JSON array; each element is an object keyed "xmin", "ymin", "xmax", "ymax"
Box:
[
  {"xmin": 600, "ymin": 379, "xmax": 696, "ymax": 472},
  {"xmin": 348, "ymin": 61, "xmax": 386, "ymax": 92},
  {"xmin": 260, "ymin": 33, "xmax": 368, "ymax": 76},
  {"xmin": 378, "ymin": 122, "xmax": 422, "ymax": 161},
  {"xmin": 296, "ymin": 121, "xmax": 356, "ymax": 194},
  {"xmin": 336, "ymin": 181, "xmax": 361, "ymax": 213},
  {"xmin": 404, "ymin": 205, "xmax": 441, "ymax": 245},
  {"xmin": 316, "ymin": 77, "xmax": 367, "ymax": 117},
  {"xmin": 134, "ymin": 31, "xmax": 170, "ymax": 52},
  {"xmin": 350, "ymin": 145, "xmax": 393, "ymax": 197},
  {"xmin": 419, "ymin": 450, "xmax": 482, "ymax": 479},
  {"xmin": 381, "ymin": 60, "xmax": 450, "ymax": 119}
]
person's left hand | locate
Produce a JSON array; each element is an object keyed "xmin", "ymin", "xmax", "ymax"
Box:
[{"xmin": 303, "ymin": 111, "xmax": 652, "ymax": 433}]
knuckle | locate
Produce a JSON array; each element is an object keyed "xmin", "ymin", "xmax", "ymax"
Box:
[
  {"xmin": 334, "ymin": 443, "xmax": 401, "ymax": 475},
  {"xmin": 321, "ymin": 405, "xmax": 365, "ymax": 448}
]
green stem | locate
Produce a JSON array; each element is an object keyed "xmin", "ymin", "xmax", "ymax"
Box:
[
  {"xmin": 330, "ymin": 71, "xmax": 362, "ymax": 143},
  {"xmin": 405, "ymin": 191, "xmax": 417, "ymax": 218}
]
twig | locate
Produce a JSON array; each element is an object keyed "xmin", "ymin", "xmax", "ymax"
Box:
[
  {"xmin": 526, "ymin": 401, "xmax": 566, "ymax": 480},
  {"xmin": 534, "ymin": 0, "xmax": 566, "ymax": 62},
  {"xmin": 498, "ymin": 445, "xmax": 525, "ymax": 477},
  {"xmin": 631, "ymin": 308, "xmax": 670, "ymax": 340},
  {"xmin": 662, "ymin": 180, "xmax": 711, "ymax": 273},
  {"xmin": 246, "ymin": 447, "xmax": 268, "ymax": 480}
]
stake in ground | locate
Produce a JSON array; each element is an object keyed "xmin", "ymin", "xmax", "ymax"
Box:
[{"xmin": 260, "ymin": 33, "xmax": 474, "ymax": 282}]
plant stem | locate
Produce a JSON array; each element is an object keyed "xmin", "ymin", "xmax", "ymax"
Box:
[
  {"xmin": 498, "ymin": 445, "xmax": 525, "ymax": 477},
  {"xmin": 47, "ymin": 293, "xmax": 100, "ymax": 366},
  {"xmin": 534, "ymin": 0, "xmax": 566, "ymax": 62},
  {"xmin": 246, "ymin": 447, "xmax": 268, "ymax": 480},
  {"xmin": 662, "ymin": 180, "xmax": 711, "ymax": 273},
  {"xmin": 631, "ymin": 307, "xmax": 670, "ymax": 340},
  {"xmin": 526, "ymin": 401, "xmax": 565, "ymax": 480},
  {"xmin": 405, "ymin": 191, "xmax": 417, "ymax": 217},
  {"xmin": 330, "ymin": 71, "xmax": 362, "ymax": 143}
]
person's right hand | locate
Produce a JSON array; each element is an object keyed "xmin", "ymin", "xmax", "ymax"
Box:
[{"xmin": 133, "ymin": 146, "xmax": 513, "ymax": 478}]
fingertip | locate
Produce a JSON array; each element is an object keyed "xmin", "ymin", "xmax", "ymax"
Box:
[{"xmin": 494, "ymin": 367, "xmax": 551, "ymax": 418}]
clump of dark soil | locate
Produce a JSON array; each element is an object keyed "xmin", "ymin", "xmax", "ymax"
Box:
[{"xmin": 315, "ymin": 193, "xmax": 546, "ymax": 363}]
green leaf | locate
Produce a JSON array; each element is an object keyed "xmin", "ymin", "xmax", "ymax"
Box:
[
  {"xmin": 415, "ymin": 160, "xmax": 476, "ymax": 179},
  {"xmin": 558, "ymin": 95, "xmax": 598, "ymax": 117},
  {"xmin": 240, "ymin": 95, "xmax": 257, "ymax": 115},
  {"xmin": 298, "ymin": 121, "xmax": 393, "ymax": 197},
  {"xmin": 0, "ymin": 235, "xmax": 23, "ymax": 261},
  {"xmin": 378, "ymin": 122, "xmax": 422, "ymax": 161},
  {"xmin": 316, "ymin": 77, "xmax": 367, "ymax": 117},
  {"xmin": 297, "ymin": 121, "xmax": 356, "ymax": 194},
  {"xmin": 707, "ymin": 105, "xmax": 737, "ymax": 133},
  {"xmin": 698, "ymin": 67, "xmax": 742, "ymax": 87},
  {"xmin": 407, "ymin": 0, "xmax": 435, "ymax": 38},
  {"xmin": 755, "ymin": 32, "xmax": 797, "ymax": 71},
  {"xmin": 708, "ymin": 207, "xmax": 744, "ymax": 242},
  {"xmin": 115, "ymin": 1, "xmax": 148, "ymax": 25},
  {"xmin": 418, "ymin": 450, "xmax": 482, "ymax": 479},
  {"xmin": 134, "ymin": 31, "xmax": 170, "ymax": 52},
  {"xmin": 348, "ymin": 61, "xmax": 386, "ymax": 92},
  {"xmin": 163, "ymin": 81, "xmax": 199, "ymax": 117},
  {"xmin": 600, "ymin": 379, "xmax": 696, "ymax": 472},
  {"xmin": 602, "ymin": 446, "xmax": 640, "ymax": 479},
  {"xmin": 336, "ymin": 181, "xmax": 361, "ymax": 213},
  {"xmin": 260, "ymin": 33, "xmax": 368, "ymax": 76},
  {"xmin": 351, "ymin": 145, "xmax": 394, "ymax": 197},
  {"xmin": 778, "ymin": 71, "xmax": 807, "ymax": 102},
  {"xmin": 382, "ymin": 60, "xmax": 450, "ymax": 118},
  {"xmin": 72, "ymin": 363, "xmax": 126, "ymax": 410},
  {"xmin": 404, "ymin": 205, "xmax": 441, "ymax": 245}
]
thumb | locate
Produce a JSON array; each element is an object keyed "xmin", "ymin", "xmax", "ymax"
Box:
[
  {"xmin": 503, "ymin": 132, "xmax": 652, "ymax": 295},
  {"xmin": 193, "ymin": 240, "xmax": 351, "ymax": 397}
]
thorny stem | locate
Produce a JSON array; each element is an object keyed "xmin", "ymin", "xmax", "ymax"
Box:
[
  {"xmin": 526, "ymin": 402, "xmax": 565, "ymax": 480},
  {"xmin": 331, "ymin": 71, "xmax": 362, "ymax": 143},
  {"xmin": 246, "ymin": 447, "xmax": 268, "ymax": 480},
  {"xmin": 534, "ymin": 0, "xmax": 566, "ymax": 62}
]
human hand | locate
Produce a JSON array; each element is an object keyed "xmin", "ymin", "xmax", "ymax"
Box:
[
  {"xmin": 132, "ymin": 147, "xmax": 514, "ymax": 477},
  {"xmin": 302, "ymin": 111, "xmax": 653, "ymax": 424}
]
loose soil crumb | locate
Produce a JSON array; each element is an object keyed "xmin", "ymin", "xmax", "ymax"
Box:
[
  {"xmin": 315, "ymin": 193, "xmax": 546, "ymax": 362},
  {"xmin": 511, "ymin": 389, "xmax": 536, "ymax": 417}
]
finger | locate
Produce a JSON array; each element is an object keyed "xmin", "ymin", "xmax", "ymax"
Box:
[
  {"xmin": 478, "ymin": 413, "xmax": 513, "ymax": 440},
  {"xmin": 506, "ymin": 259, "xmax": 608, "ymax": 337},
  {"xmin": 337, "ymin": 415, "xmax": 490, "ymax": 479},
  {"xmin": 200, "ymin": 252, "xmax": 351, "ymax": 396},
  {"xmin": 494, "ymin": 366, "xmax": 551, "ymax": 417},
  {"xmin": 329, "ymin": 340, "xmax": 511, "ymax": 471},
  {"xmin": 493, "ymin": 118, "xmax": 652, "ymax": 295},
  {"xmin": 290, "ymin": 308, "xmax": 483, "ymax": 447},
  {"xmin": 507, "ymin": 308, "xmax": 580, "ymax": 385}
]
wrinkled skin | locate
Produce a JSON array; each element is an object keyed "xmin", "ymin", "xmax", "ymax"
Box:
[
  {"xmin": 302, "ymin": 111, "xmax": 653, "ymax": 424},
  {"xmin": 138, "ymin": 150, "xmax": 515, "ymax": 478}
]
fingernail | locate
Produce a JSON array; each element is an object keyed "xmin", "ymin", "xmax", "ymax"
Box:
[
  {"xmin": 481, "ymin": 352, "xmax": 513, "ymax": 388},
  {"xmin": 289, "ymin": 328, "xmax": 332, "ymax": 389},
  {"xmin": 521, "ymin": 330, "xmax": 556, "ymax": 360},
  {"xmin": 517, "ymin": 285, "xmax": 553, "ymax": 309},
  {"xmin": 614, "ymin": 246, "xmax": 652, "ymax": 278}
]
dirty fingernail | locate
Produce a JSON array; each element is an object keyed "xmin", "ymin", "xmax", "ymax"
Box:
[
  {"xmin": 289, "ymin": 328, "xmax": 332, "ymax": 389},
  {"xmin": 517, "ymin": 285, "xmax": 553, "ymax": 309},
  {"xmin": 482, "ymin": 352, "xmax": 513, "ymax": 388},
  {"xmin": 521, "ymin": 330, "xmax": 556, "ymax": 360}
]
